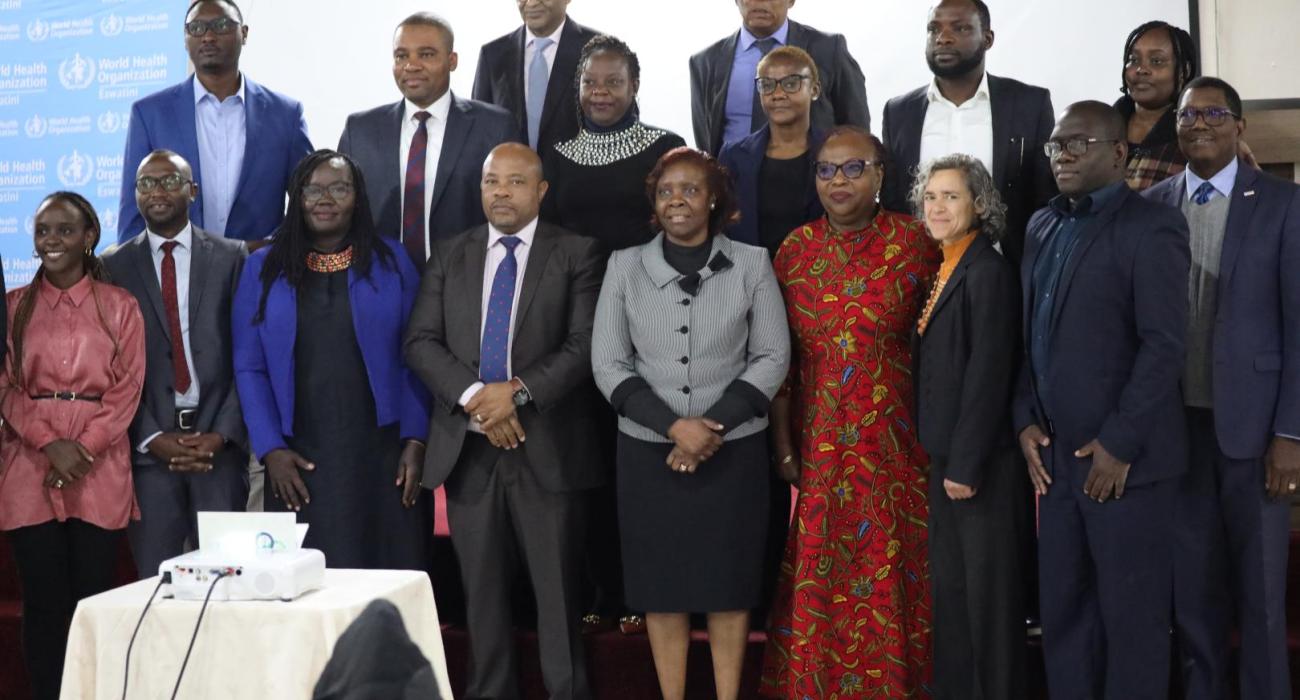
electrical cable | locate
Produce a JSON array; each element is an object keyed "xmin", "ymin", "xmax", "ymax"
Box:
[
  {"xmin": 170, "ymin": 572, "xmax": 226, "ymax": 700},
  {"xmin": 121, "ymin": 572, "xmax": 169, "ymax": 700}
]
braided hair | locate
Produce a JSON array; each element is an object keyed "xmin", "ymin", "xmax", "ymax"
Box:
[
  {"xmin": 573, "ymin": 34, "xmax": 642, "ymax": 122},
  {"xmin": 1119, "ymin": 21, "xmax": 1199, "ymax": 104}
]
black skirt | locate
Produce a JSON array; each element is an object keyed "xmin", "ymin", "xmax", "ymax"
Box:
[{"xmin": 617, "ymin": 431, "xmax": 770, "ymax": 612}]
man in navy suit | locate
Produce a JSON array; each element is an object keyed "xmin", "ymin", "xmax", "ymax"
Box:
[
  {"xmin": 1143, "ymin": 77, "xmax": 1300, "ymax": 700},
  {"xmin": 338, "ymin": 12, "xmax": 516, "ymax": 265},
  {"xmin": 1014, "ymin": 101, "xmax": 1190, "ymax": 700},
  {"xmin": 471, "ymin": 0, "xmax": 600, "ymax": 156},
  {"xmin": 118, "ymin": 0, "xmax": 313, "ymax": 245}
]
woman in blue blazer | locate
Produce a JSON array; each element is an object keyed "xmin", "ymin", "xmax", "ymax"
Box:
[{"xmin": 233, "ymin": 149, "xmax": 431, "ymax": 570}]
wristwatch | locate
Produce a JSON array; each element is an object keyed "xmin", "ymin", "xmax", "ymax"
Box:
[{"xmin": 510, "ymin": 377, "xmax": 531, "ymax": 406}]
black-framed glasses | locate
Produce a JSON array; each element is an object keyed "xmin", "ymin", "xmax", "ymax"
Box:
[
  {"xmin": 1043, "ymin": 138, "xmax": 1119, "ymax": 159},
  {"xmin": 755, "ymin": 74, "xmax": 811, "ymax": 96},
  {"xmin": 302, "ymin": 182, "xmax": 355, "ymax": 203},
  {"xmin": 1176, "ymin": 106, "xmax": 1239, "ymax": 127},
  {"xmin": 814, "ymin": 159, "xmax": 879, "ymax": 181},
  {"xmin": 185, "ymin": 17, "xmax": 240, "ymax": 37},
  {"xmin": 136, "ymin": 174, "xmax": 192, "ymax": 193}
]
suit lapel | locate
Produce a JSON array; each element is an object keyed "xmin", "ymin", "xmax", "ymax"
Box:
[
  {"xmin": 540, "ymin": 20, "xmax": 580, "ymax": 138},
  {"xmin": 188, "ymin": 228, "xmax": 211, "ymax": 327},
  {"xmin": 507, "ymin": 27, "xmax": 527, "ymax": 130},
  {"xmin": 175, "ymin": 80, "xmax": 204, "ymax": 227},
  {"xmin": 1048, "ymin": 191, "xmax": 1125, "ymax": 335},
  {"xmin": 1219, "ymin": 163, "xmax": 1259, "ymax": 295},
  {"xmin": 988, "ymin": 75, "xmax": 1009, "ymax": 188},
  {"xmin": 710, "ymin": 31, "xmax": 740, "ymax": 151},
  {"xmin": 928, "ymin": 235, "xmax": 989, "ymax": 324},
  {"xmin": 231, "ymin": 78, "xmax": 262, "ymax": 211},
  {"xmin": 513, "ymin": 225, "xmax": 555, "ymax": 331},
  {"xmin": 463, "ymin": 227, "xmax": 488, "ymax": 362},
  {"xmin": 430, "ymin": 96, "xmax": 472, "ymax": 224},
  {"xmin": 131, "ymin": 235, "xmax": 170, "ymax": 339}
]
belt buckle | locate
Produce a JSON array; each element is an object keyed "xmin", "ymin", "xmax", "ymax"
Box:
[
  {"xmin": 57, "ymin": 391, "xmax": 76, "ymax": 401},
  {"xmin": 177, "ymin": 408, "xmax": 198, "ymax": 431}
]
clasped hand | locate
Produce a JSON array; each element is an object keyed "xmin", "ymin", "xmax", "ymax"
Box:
[
  {"xmin": 466, "ymin": 382, "xmax": 525, "ymax": 450},
  {"xmin": 664, "ymin": 418, "xmax": 724, "ymax": 474},
  {"xmin": 42, "ymin": 439, "xmax": 93, "ymax": 488},
  {"xmin": 147, "ymin": 432, "xmax": 225, "ymax": 472}
]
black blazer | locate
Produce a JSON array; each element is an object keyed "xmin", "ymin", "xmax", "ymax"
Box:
[
  {"xmin": 102, "ymin": 226, "xmax": 248, "ymax": 462},
  {"xmin": 880, "ymin": 74, "xmax": 1056, "ymax": 270},
  {"xmin": 403, "ymin": 222, "xmax": 606, "ymax": 493},
  {"xmin": 689, "ymin": 19, "xmax": 870, "ymax": 155},
  {"xmin": 911, "ymin": 234, "xmax": 1019, "ymax": 488},
  {"xmin": 471, "ymin": 16, "xmax": 600, "ymax": 157},
  {"xmin": 717, "ymin": 124, "xmax": 825, "ymax": 249},
  {"xmin": 337, "ymin": 94, "xmax": 517, "ymax": 248},
  {"xmin": 1012, "ymin": 186, "xmax": 1190, "ymax": 486}
]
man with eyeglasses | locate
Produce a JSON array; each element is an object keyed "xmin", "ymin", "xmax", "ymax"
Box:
[
  {"xmin": 118, "ymin": 0, "xmax": 313, "ymax": 247},
  {"xmin": 880, "ymin": 0, "xmax": 1055, "ymax": 271},
  {"xmin": 1142, "ymin": 76, "xmax": 1299, "ymax": 700},
  {"xmin": 689, "ymin": 0, "xmax": 869, "ymax": 155},
  {"xmin": 1014, "ymin": 100, "xmax": 1190, "ymax": 699},
  {"xmin": 103, "ymin": 149, "xmax": 250, "ymax": 578}
]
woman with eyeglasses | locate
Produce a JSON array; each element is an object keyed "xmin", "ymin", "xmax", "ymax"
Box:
[
  {"xmin": 761, "ymin": 127, "xmax": 939, "ymax": 699},
  {"xmin": 1, "ymin": 192, "xmax": 145, "ymax": 700},
  {"xmin": 718, "ymin": 45, "xmax": 825, "ymax": 256},
  {"xmin": 232, "ymin": 149, "xmax": 431, "ymax": 570},
  {"xmin": 1116, "ymin": 21, "xmax": 1199, "ymax": 190}
]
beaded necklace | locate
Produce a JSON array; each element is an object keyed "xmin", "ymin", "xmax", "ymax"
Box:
[{"xmin": 305, "ymin": 246, "xmax": 353, "ymax": 273}]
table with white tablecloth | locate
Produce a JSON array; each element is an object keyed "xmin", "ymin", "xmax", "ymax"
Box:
[{"xmin": 60, "ymin": 568, "xmax": 451, "ymax": 699}]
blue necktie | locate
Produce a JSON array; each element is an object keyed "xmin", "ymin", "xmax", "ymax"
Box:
[
  {"xmin": 479, "ymin": 236, "xmax": 522, "ymax": 383},
  {"xmin": 526, "ymin": 37, "xmax": 554, "ymax": 149},
  {"xmin": 1193, "ymin": 181, "xmax": 1216, "ymax": 205}
]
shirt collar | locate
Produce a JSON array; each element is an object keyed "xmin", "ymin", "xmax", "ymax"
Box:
[
  {"xmin": 641, "ymin": 232, "xmax": 734, "ymax": 288},
  {"xmin": 525, "ymin": 18, "xmax": 565, "ymax": 48},
  {"xmin": 193, "ymin": 72, "xmax": 245, "ymax": 105},
  {"xmin": 146, "ymin": 223, "xmax": 194, "ymax": 254},
  {"xmin": 1184, "ymin": 157, "xmax": 1239, "ymax": 202},
  {"xmin": 404, "ymin": 90, "xmax": 452, "ymax": 124},
  {"xmin": 1049, "ymin": 180, "xmax": 1127, "ymax": 217},
  {"xmin": 739, "ymin": 20, "xmax": 789, "ymax": 52},
  {"xmin": 38, "ymin": 273, "xmax": 93, "ymax": 309},
  {"xmin": 926, "ymin": 71, "xmax": 990, "ymax": 106},
  {"xmin": 487, "ymin": 217, "xmax": 539, "ymax": 250}
]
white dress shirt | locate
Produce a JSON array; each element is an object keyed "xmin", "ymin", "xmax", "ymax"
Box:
[
  {"xmin": 919, "ymin": 71, "xmax": 994, "ymax": 173},
  {"xmin": 138, "ymin": 225, "xmax": 201, "ymax": 452},
  {"xmin": 523, "ymin": 20, "xmax": 565, "ymax": 104},
  {"xmin": 193, "ymin": 74, "xmax": 246, "ymax": 237},
  {"xmin": 398, "ymin": 92, "xmax": 452, "ymax": 261},
  {"xmin": 458, "ymin": 218, "xmax": 539, "ymax": 432}
]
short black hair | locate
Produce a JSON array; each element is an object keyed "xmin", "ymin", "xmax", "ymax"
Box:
[
  {"xmin": 579, "ymin": 35, "xmax": 641, "ymax": 86},
  {"xmin": 396, "ymin": 11, "xmax": 454, "ymax": 51},
  {"xmin": 935, "ymin": 0, "xmax": 992, "ymax": 31},
  {"xmin": 645, "ymin": 147, "xmax": 740, "ymax": 237},
  {"xmin": 1120, "ymin": 21, "xmax": 1198, "ymax": 100},
  {"xmin": 818, "ymin": 125, "xmax": 889, "ymax": 168},
  {"xmin": 1181, "ymin": 76, "xmax": 1243, "ymax": 116},
  {"xmin": 185, "ymin": 0, "xmax": 242, "ymax": 23}
]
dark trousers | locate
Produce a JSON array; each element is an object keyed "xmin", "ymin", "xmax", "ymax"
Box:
[
  {"xmin": 928, "ymin": 447, "xmax": 1027, "ymax": 700},
  {"xmin": 1037, "ymin": 443, "xmax": 1176, "ymax": 700},
  {"xmin": 7, "ymin": 519, "xmax": 121, "ymax": 700},
  {"xmin": 445, "ymin": 433, "xmax": 590, "ymax": 700},
  {"xmin": 582, "ymin": 401, "xmax": 624, "ymax": 617},
  {"xmin": 1175, "ymin": 408, "xmax": 1292, "ymax": 700},
  {"xmin": 127, "ymin": 446, "xmax": 249, "ymax": 578}
]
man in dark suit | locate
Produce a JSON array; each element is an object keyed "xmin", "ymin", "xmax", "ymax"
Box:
[
  {"xmin": 689, "ymin": 0, "xmax": 869, "ymax": 155},
  {"xmin": 880, "ymin": 0, "xmax": 1055, "ymax": 270},
  {"xmin": 338, "ymin": 12, "xmax": 516, "ymax": 265},
  {"xmin": 1143, "ymin": 77, "xmax": 1299, "ymax": 700},
  {"xmin": 1014, "ymin": 101, "xmax": 1190, "ymax": 700},
  {"xmin": 119, "ymin": 0, "xmax": 313, "ymax": 245},
  {"xmin": 103, "ymin": 150, "xmax": 248, "ymax": 578},
  {"xmin": 471, "ymin": 1, "xmax": 600, "ymax": 155},
  {"xmin": 404, "ymin": 143, "xmax": 604, "ymax": 700}
]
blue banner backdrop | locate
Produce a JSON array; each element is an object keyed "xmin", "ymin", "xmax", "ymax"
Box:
[{"xmin": 0, "ymin": 0, "xmax": 184, "ymax": 288}]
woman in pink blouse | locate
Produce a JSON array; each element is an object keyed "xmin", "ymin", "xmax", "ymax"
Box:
[{"xmin": 0, "ymin": 191, "xmax": 144, "ymax": 700}]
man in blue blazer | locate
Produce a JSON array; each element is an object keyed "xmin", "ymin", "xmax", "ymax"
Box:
[
  {"xmin": 338, "ymin": 12, "xmax": 516, "ymax": 265},
  {"xmin": 1014, "ymin": 101, "xmax": 1190, "ymax": 700},
  {"xmin": 118, "ymin": 0, "xmax": 313, "ymax": 245},
  {"xmin": 1143, "ymin": 77, "xmax": 1299, "ymax": 700}
]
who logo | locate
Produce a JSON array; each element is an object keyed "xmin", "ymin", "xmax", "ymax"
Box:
[
  {"xmin": 100, "ymin": 208, "xmax": 118, "ymax": 232},
  {"xmin": 97, "ymin": 110, "xmax": 125, "ymax": 134},
  {"xmin": 100, "ymin": 13, "xmax": 123, "ymax": 37},
  {"xmin": 25, "ymin": 216, "xmax": 35, "ymax": 235},
  {"xmin": 24, "ymin": 114, "xmax": 46, "ymax": 138},
  {"xmin": 58, "ymin": 53, "xmax": 95, "ymax": 90},
  {"xmin": 57, "ymin": 150, "xmax": 94, "ymax": 187},
  {"xmin": 25, "ymin": 17, "xmax": 49, "ymax": 42}
]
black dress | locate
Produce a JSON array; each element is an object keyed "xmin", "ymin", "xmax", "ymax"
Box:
[
  {"xmin": 757, "ymin": 152, "xmax": 814, "ymax": 255},
  {"xmin": 265, "ymin": 268, "xmax": 430, "ymax": 570}
]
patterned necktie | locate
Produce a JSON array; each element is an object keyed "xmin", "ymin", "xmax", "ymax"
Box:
[
  {"xmin": 527, "ymin": 37, "xmax": 554, "ymax": 149},
  {"xmin": 402, "ymin": 111, "xmax": 432, "ymax": 263},
  {"xmin": 479, "ymin": 236, "xmax": 523, "ymax": 383},
  {"xmin": 159, "ymin": 241, "xmax": 192, "ymax": 395},
  {"xmin": 750, "ymin": 37, "xmax": 778, "ymax": 132},
  {"xmin": 1193, "ymin": 181, "xmax": 1216, "ymax": 205}
]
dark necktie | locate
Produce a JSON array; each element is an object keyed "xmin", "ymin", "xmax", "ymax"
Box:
[
  {"xmin": 479, "ymin": 236, "xmax": 523, "ymax": 383},
  {"xmin": 403, "ymin": 111, "xmax": 432, "ymax": 263},
  {"xmin": 160, "ymin": 241, "xmax": 192, "ymax": 395},
  {"xmin": 1193, "ymin": 181, "xmax": 1216, "ymax": 205},
  {"xmin": 750, "ymin": 37, "xmax": 778, "ymax": 132}
]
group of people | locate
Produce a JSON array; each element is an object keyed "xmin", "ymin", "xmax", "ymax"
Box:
[{"xmin": 0, "ymin": 1, "xmax": 1295, "ymax": 699}]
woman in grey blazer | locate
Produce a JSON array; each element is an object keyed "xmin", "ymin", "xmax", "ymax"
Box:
[{"xmin": 592, "ymin": 147, "xmax": 789, "ymax": 700}]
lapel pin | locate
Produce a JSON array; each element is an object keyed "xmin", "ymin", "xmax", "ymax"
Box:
[{"xmin": 1244, "ymin": 190, "xmax": 1256, "ymax": 197}]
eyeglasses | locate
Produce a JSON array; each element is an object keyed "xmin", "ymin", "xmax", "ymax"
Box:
[
  {"xmin": 1176, "ymin": 106, "xmax": 1239, "ymax": 127},
  {"xmin": 302, "ymin": 182, "xmax": 355, "ymax": 203},
  {"xmin": 755, "ymin": 74, "xmax": 811, "ymax": 96},
  {"xmin": 1043, "ymin": 138, "xmax": 1119, "ymax": 159},
  {"xmin": 185, "ymin": 17, "xmax": 240, "ymax": 37},
  {"xmin": 814, "ymin": 159, "xmax": 879, "ymax": 181},
  {"xmin": 136, "ymin": 174, "xmax": 192, "ymax": 193}
]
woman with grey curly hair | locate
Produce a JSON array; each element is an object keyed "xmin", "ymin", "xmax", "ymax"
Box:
[{"xmin": 909, "ymin": 153, "xmax": 1028, "ymax": 698}]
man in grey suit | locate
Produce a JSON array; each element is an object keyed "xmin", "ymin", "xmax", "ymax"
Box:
[
  {"xmin": 104, "ymin": 149, "xmax": 248, "ymax": 578},
  {"xmin": 404, "ymin": 142, "xmax": 604, "ymax": 700},
  {"xmin": 338, "ymin": 12, "xmax": 516, "ymax": 265}
]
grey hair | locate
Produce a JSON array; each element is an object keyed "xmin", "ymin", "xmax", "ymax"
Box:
[{"xmin": 907, "ymin": 153, "xmax": 1007, "ymax": 243}]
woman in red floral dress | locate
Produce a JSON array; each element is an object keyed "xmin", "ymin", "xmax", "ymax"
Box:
[{"xmin": 762, "ymin": 127, "xmax": 939, "ymax": 699}]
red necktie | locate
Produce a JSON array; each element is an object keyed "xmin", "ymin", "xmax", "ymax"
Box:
[
  {"xmin": 402, "ymin": 111, "xmax": 432, "ymax": 263},
  {"xmin": 160, "ymin": 241, "xmax": 192, "ymax": 395}
]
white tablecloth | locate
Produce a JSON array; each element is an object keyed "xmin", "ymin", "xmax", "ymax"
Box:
[{"xmin": 60, "ymin": 569, "xmax": 451, "ymax": 699}]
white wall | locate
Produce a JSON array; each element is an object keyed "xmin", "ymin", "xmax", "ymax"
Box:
[
  {"xmin": 1198, "ymin": 0, "xmax": 1300, "ymax": 103},
  {"xmin": 236, "ymin": 0, "xmax": 1191, "ymax": 151}
]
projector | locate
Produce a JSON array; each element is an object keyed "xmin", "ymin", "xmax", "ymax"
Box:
[{"xmin": 160, "ymin": 548, "xmax": 326, "ymax": 602}]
